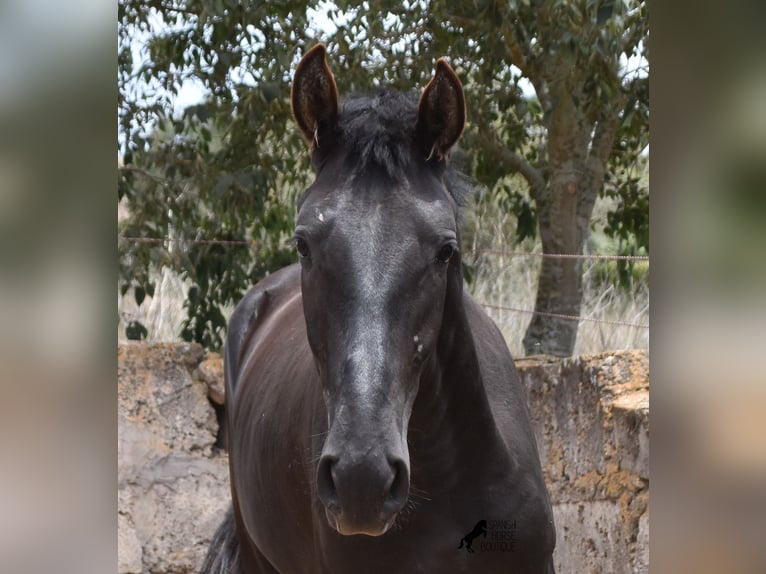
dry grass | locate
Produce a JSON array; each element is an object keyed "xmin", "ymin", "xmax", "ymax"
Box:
[
  {"xmin": 118, "ymin": 266, "xmax": 191, "ymax": 343},
  {"xmin": 467, "ymin": 250, "xmax": 649, "ymax": 357},
  {"xmin": 463, "ymin": 192, "xmax": 649, "ymax": 357},
  {"xmin": 118, "ymin": 196, "xmax": 648, "ymax": 356}
]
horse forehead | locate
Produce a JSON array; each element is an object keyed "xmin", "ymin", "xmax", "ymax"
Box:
[
  {"xmin": 340, "ymin": 190, "xmax": 451, "ymax": 246},
  {"xmin": 299, "ymin": 169, "xmax": 456, "ymax": 251},
  {"xmin": 357, "ymin": 167, "xmax": 454, "ymax": 217}
]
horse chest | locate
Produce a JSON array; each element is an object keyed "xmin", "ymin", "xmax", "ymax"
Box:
[
  {"xmin": 305, "ymin": 477, "xmax": 550, "ymax": 574},
  {"xmin": 315, "ymin": 511, "xmax": 546, "ymax": 574}
]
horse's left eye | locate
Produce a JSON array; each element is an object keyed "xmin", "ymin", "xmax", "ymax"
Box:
[
  {"xmin": 436, "ymin": 243, "xmax": 455, "ymax": 264},
  {"xmin": 295, "ymin": 237, "xmax": 311, "ymax": 259}
]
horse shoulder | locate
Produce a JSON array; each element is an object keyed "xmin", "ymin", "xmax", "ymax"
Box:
[
  {"xmin": 462, "ymin": 293, "xmax": 557, "ymax": 564},
  {"xmin": 462, "ymin": 293, "xmax": 525, "ymax": 407},
  {"xmin": 224, "ymin": 264, "xmax": 302, "ymax": 396},
  {"xmin": 462, "ymin": 292, "xmax": 544, "ymax": 468},
  {"xmin": 226, "ymin": 264, "xmax": 322, "ymax": 570}
]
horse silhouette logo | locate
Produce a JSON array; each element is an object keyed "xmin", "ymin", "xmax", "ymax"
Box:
[{"xmin": 458, "ymin": 520, "xmax": 487, "ymax": 553}]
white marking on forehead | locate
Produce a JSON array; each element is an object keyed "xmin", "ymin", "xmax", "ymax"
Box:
[
  {"xmin": 353, "ymin": 203, "xmax": 395, "ymax": 305},
  {"xmin": 413, "ymin": 335, "xmax": 419, "ymax": 343},
  {"xmin": 318, "ymin": 212, "xmax": 325, "ymax": 222}
]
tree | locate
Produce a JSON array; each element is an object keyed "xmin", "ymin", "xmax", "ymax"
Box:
[
  {"xmin": 118, "ymin": 0, "xmax": 648, "ymax": 355},
  {"xmin": 118, "ymin": 0, "xmax": 316, "ymax": 350}
]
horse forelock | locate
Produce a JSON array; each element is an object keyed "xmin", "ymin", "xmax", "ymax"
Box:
[
  {"xmin": 316, "ymin": 90, "xmax": 472, "ymax": 208},
  {"xmin": 340, "ymin": 91, "xmax": 418, "ymax": 178}
]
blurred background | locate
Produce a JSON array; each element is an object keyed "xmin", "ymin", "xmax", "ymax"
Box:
[
  {"xmin": 0, "ymin": 0, "xmax": 764, "ymax": 572},
  {"xmin": 0, "ymin": 1, "xmax": 116, "ymax": 573},
  {"xmin": 652, "ymin": 1, "xmax": 766, "ymax": 571}
]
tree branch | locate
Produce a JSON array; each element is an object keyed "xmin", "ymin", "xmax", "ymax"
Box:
[
  {"xmin": 477, "ymin": 128, "xmax": 546, "ymax": 199},
  {"xmin": 588, "ymin": 116, "xmax": 619, "ymax": 177},
  {"xmin": 503, "ymin": 29, "xmax": 529, "ymax": 74},
  {"xmin": 583, "ymin": 72, "xmax": 643, "ymax": 182},
  {"xmin": 119, "ymin": 165, "xmax": 170, "ymax": 186},
  {"xmin": 579, "ymin": 112, "xmax": 620, "ymax": 220},
  {"xmin": 498, "ymin": 21, "xmax": 552, "ymax": 113}
]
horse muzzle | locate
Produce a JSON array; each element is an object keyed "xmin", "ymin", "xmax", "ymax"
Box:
[{"xmin": 316, "ymin": 449, "xmax": 410, "ymax": 536}]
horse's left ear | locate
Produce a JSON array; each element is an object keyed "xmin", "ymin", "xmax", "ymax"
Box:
[
  {"xmin": 416, "ymin": 59, "xmax": 465, "ymax": 161},
  {"xmin": 292, "ymin": 44, "xmax": 339, "ymax": 148}
]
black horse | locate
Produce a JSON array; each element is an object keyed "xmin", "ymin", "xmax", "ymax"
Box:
[{"xmin": 202, "ymin": 44, "xmax": 556, "ymax": 574}]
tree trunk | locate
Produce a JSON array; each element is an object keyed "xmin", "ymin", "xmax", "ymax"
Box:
[
  {"xmin": 522, "ymin": 76, "xmax": 606, "ymax": 357},
  {"xmin": 522, "ymin": 178, "xmax": 588, "ymax": 356}
]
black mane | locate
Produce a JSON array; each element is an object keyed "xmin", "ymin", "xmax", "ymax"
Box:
[
  {"xmin": 324, "ymin": 89, "xmax": 472, "ymax": 207},
  {"xmin": 339, "ymin": 90, "xmax": 418, "ymax": 178}
]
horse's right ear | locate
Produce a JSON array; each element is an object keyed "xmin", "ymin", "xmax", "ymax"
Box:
[
  {"xmin": 291, "ymin": 44, "xmax": 339, "ymax": 149},
  {"xmin": 415, "ymin": 59, "xmax": 465, "ymax": 161}
]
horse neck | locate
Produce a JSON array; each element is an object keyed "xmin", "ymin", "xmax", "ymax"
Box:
[{"xmin": 407, "ymin": 268, "xmax": 509, "ymax": 490}]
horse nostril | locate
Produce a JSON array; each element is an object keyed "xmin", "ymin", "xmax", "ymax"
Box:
[
  {"xmin": 385, "ymin": 459, "xmax": 410, "ymax": 511},
  {"xmin": 316, "ymin": 455, "xmax": 340, "ymax": 512}
]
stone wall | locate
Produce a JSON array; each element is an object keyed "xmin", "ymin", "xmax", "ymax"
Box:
[
  {"xmin": 118, "ymin": 343, "xmax": 229, "ymax": 574},
  {"xmin": 519, "ymin": 351, "xmax": 649, "ymax": 574},
  {"xmin": 117, "ymin": 343, "xmax": 648, "ymax": 573}
]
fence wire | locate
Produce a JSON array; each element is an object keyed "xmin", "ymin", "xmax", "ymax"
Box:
[
  {"xmin": 119, "ymin": 236, "xmax": 649, "ymax": 261},
  {"xmin": 474, "ymin": 249, "xmax": 649, "ymax": 262},
  {"xmin": 118, "ymin": 235, "xmax": 649, "ymax": 330},
  {"xmin": 479, "ymin": 303, "xmax": 649, "ymax": 329},
  {"xmin": 119, "ymin": 236, "xmax": 254, "ymax": 246}
]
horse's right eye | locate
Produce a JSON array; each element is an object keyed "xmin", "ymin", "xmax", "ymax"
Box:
[
  {"xmin": 295, "ymin": 238, "xmax": 311, "ymax": 259},
  {"xmin": 436, "ymin": 243, "xmax": 455, "ymax": 264}
]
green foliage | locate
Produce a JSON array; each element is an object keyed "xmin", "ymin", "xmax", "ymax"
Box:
[
  {"xmin": 591, "ymin": 258, "xmax": 649, "ymax": 290},
  {"xmin": 118, "ymin": 0, "xmax": 648, "ymax": 351},
  {"xmin": 119, "ymin": 0, "xmax": 315, "ymax": 350},
  {"xmin": 125, "ymin": 320, "xmax": 148, "ymax": 341}
]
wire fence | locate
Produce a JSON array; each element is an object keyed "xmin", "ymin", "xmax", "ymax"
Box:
[
  {"xmin": 118, "ymin": 236, "xmax": 650, "ymax": 261},
  {"xmin": 474, "ymin": 249, "xmax": 649, "ymax": 262},
  {"xmin": 119, "ymin": 236, "xmax": 254, "ymax": 246},
  {"xmin": 479, "ymin": 303, "xmax": 648, "ymax": 329},
  {"xmin": 118, "ymin": 235, "xmax": 649, "ymax": 330}
]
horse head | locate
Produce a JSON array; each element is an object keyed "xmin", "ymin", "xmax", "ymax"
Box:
[{"xmin": 291, "ymin": 44, "xmax": 466, "ymax": 536}]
